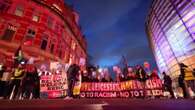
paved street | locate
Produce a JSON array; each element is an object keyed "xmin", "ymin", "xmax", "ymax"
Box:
[{"xmin": 0, "ymin": 99, "xmax": 195, "ymax": 110}]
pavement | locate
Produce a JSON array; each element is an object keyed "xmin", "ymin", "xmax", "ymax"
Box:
[{"xmin": 0, "ymin": 98, "xmax": 195, "ymax": 110}]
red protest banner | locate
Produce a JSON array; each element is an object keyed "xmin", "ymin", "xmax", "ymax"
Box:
[{"xmin": 80, "ymin": 79, "xmax": 163, "ymax": 98}]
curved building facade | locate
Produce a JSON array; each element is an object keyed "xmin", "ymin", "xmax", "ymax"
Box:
[
  {"xmin": 0, "ymin": 0, "xmax": 87, "ymax": 66},
  {"xmin": 146, "ymin": 0, "xmax": 195, "ymax": 84}
]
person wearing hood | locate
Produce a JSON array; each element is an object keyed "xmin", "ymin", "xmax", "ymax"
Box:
[{"xmin": 66, "ymin": 64, "xmax": 80, "ymax": 98}]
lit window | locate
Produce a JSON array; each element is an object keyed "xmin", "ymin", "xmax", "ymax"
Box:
[
  {"xmin": 32, "ymin": 15, "xmax": 39, "ymax": 22},
  {"xmin": 50, "ymin": 43, "xmax": 54, "ymax": 53},
  {"xmin": 14, "ymin": 6, "xmax": 23, "ymax": 17}
]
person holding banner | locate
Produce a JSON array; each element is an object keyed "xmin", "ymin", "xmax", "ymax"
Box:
[
  {"xmin": 73, "ymin": 70, "xmax": 82, "ymax": 98},
  {"xmin": 22, "ymin": 65, "xmax": 39, "ymax": 99},
  {"xmin": 150, "ymin": 69, "xmax": 159, "ymax": 80},
  {"xmin": 66, "ymin": 64, "xmax": 80, "ymax": 98},
  {"xmin": 163, "ymin": 72, "xmax": 175, "ymax": 99},
  {"xmin": 9, "ymin": 64, "xmax": 25, "ymax": 99},
  {"xmin": 178, "ymin": 63, "xmax": 190, "ymax": 98},
  {"xmin": 126, "ymin": 66, "xmax": 136, "ymax": 80},
  {"xmin": 81, "ymin": 70, "xmax": 90, "ymax": 82},
  {"xmin": 136, "ymin": 65, "xmax": 147, "ymax": 98}
]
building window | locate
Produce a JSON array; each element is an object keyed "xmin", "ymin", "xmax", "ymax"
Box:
[
  {"xmin": 1, "ymin": 25, "xmax": 16, "ymax": 41},
  {"xmin": 47, "ymin": 17, "xmax": 53, "ymax": 28},
  {"xmin": 26, "ymin": 29, "xmax": 36, "ymax": 39},
  {"xmin": 50, "ymin": 43, "xmax": 54, "ymax": 53},
  {"xmin": 0, "ymin": 2, "xmax": 9, "ymax": 13},
  {"xmin": 14, "ymin": 6, "xmax": 23, "ymax": 17},
  {"xmin": 0, "ymin": 4, "xmax": 6, "ymax": 12},
  {"xmin": 40, "ymin": 35, "xmax": 48, "ymax": 50},
  {"xmin": 32, "ymin": 15, "xmax": 39, "ymax": 22},
  {"xmin": 59, "ymin": 50, "xmax": 62, "ymax": 58}
]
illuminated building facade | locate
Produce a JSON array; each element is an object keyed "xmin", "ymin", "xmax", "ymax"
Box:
[
  {"xmin": 146, "ymin": 0, "xmax": 195, "ymax": 84},
  {"xmin": 0, "ymin": 0, "xmax": 87, "ymax": 66}
]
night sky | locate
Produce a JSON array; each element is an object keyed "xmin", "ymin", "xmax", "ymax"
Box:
[{"xmin": 66, "ymin": 0, "xmax": 157, "ymax": 69}]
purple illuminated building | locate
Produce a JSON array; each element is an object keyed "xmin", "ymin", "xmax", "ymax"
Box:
[{"xmin": 146, "ymin": 0, "xmax": 195, "ymax": 86}]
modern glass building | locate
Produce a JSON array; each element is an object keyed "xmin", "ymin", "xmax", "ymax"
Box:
[{"xmin": 146, "ymin": 0, "xmax": 195, "ymax": 85}]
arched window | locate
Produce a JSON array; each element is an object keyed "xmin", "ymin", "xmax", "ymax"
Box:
[{"xmin": 40, "ymin": 34, "xmax": 48, "ymax": 50}]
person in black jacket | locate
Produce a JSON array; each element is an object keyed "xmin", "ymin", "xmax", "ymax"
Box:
[
  {"xmin": 66, "ymin": 64, "xmax": 80, "ymax": 98},
  {"xmin": 22, "ymin": 65, "xmax": 39, "ymax": 99},
  {"xmin": 0, "ymin": 64, "xmax": 6, "ymax": 98},
  {"xmin": 136, "ymin": 65, "xmax": 147, "ymax": 82},
  {"xmin": 136, "ymin": 65, "xmax": 147, "ymax": 98},
  {"xmin": 178, "ymin": 63, "xmax": 189, "ymax": 98},
  {"xmin": 9, "ymin": 64, "xmax": 25, "ymax": 99},
  {"xmin": 163, "ymin": 72, "xmax": 175, "ymax": 99},
  {"xmin": 178, "ymin": 73, "xmax": 188, "ymax": 98}
]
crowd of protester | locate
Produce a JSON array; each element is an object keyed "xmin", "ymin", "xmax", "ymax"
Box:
[
  {"xmin": 0, "ymin": 63, "xmax": 40, "ymax": 100},
  {"xmin": 0, "ymin": 46, "xmax": 40, "ymax": 100},
  {"xmin": 0, "ymin": 46, "xmax": 195, "ymax": 99},
  {"xmin": 67, "ymin": 62, "xmax": 195, "ymax": 99},
  {"xmin": 1, "ymin": 58, "xmax": 195, "ymax": 99},
  {"xmin": 81, "ymin": 63, "xmax": 159, "ymax": 83}
]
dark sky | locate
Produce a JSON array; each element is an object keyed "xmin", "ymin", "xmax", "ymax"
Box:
[{"xmin": 66, "ymin": 0, "xmax": 157, "ymax": 68}]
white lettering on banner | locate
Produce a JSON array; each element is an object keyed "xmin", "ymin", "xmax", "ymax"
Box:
[
  {"xmin": 80, "ymin": 90, "xmax": 163, "ymax": 98},
  {"xmin": 80, "ymin": 79, "xmax": 163, "ymax": 98},
  {"xmin": 40, "ymin": 73, "xmax": 68, "ymax": 98}
]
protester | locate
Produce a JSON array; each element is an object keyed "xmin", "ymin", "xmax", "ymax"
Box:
[
  {"xmin": 150, "ymin": 69, "xmax": 159, "ymax": 79},
  {"xmin": 143, "ymin": 61, "xmax": 152, "ymax": 77},
  {"xmin": 178, "ymin": 63, "xmax": 190, "ymax": 98},
  {"xmin": 113, "ymin": 66, "xmax": 124, "ymax": 82},
  {"xmin": 163, "ymin": 72, "xmax": 175, "ymax": 99},
  {"xmin": 190, "ymin": 69, "xmax": 195, "ymax": 95},
  {"xmin": 33, "ymin": 67, "xmax": 40, "ymax": 99},
  {"xmin": 13, "ymin": 46, "xmax": 25, "ymax": 67},
  {"xmin": 81, "ymin": 70, "xmax": 90, "ymax": 82},
  {"xmin": 73, "ymin": 70, "xmax": 82, "ymax": 98},
  {"xmin": 9, "ymin": 64, "xmax": 25, "ymax": 99},
  {"xmin": 0, "ymin": 64, "xmax": 6, "ymax": 98},
  {"xmin": 136, "ymin": 65, "xmax": 147, "ymax": 82},
  {"xmin": 92, "ymin": 72, "xmax": 101, "ymax": 82},
  {"xmin": 136, "ymin": 65, "xmax": 147, "ymax": 98},
  {"xmin": 101, "ymin": 70, "xmax": 113, "ymax": 82},
  {"xmin": 66, "ymin": 64, "xmax": 80, "ymax": 98},
  {"xmin": 0, "ymin": 66, "xmax": 13, "ymax": 99},
  {"xmin": 0, "ymin": 64, "xmax": 6, "ymax": 79},
  {"xmin": 178, "ymin": 72, "xmax": 188, "ymax": 98},
  {"xmin": 22, "ymin": 65, "xmax": 39, "ymax": 99},
  {"xmin": 182, "ymin": 66, "xmax": 195, "ymax": 98},
  {"xmin": 126, "ymin": 66, "xmax": 136, "ymax": 80}
]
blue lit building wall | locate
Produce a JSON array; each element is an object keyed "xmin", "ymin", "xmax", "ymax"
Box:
[{"xmin": 146, "ymin": 0, "xmax": 195, "ymax": 85}]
